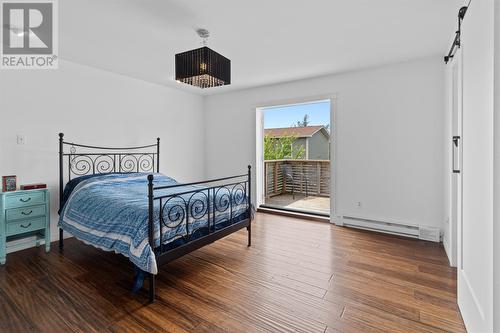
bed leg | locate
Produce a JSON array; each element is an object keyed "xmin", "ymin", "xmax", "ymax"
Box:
[
  {"xmin": 147, "ymin": 174, "xmax": 156, "ymax": 303},
  {"xmin": 59, "ymin": 228, "xmax": 64, "ymax": 250},
  {"xmin": 132, "ymin": 268, "xmax": 146, "ymax": 293},
  {"xmin": 247, "ymin": 224, "xmax": 251, "ymax": 247},
  {"xmin": 149, "ymin": 273, "xmax": 155, "ymax": 302},
  {"xmin": 247, "ymin": 165, "xmax": 252, "ymax": 248}
]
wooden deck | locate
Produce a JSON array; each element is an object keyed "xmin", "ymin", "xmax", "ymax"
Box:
[
  {"xmin": 0, "ymin": 213, "xmax": 465, "ymax": 332},
  {"xmin": 265, "ymin": 194, "xmax": 330, "ymax": 215}
]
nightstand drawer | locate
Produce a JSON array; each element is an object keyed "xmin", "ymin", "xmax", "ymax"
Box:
[
  {"xmin": 6, "ymin": 217, "xmax": 46, "ymax": 236},
  {"xmin": 5, "ymin": 191, "xmax": 45, "ymax": 209},
  {"xmin": 6, "ymin": 205, "xmax": 46, "ymax": 222}
]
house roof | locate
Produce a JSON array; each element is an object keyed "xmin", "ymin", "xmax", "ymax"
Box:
[{"xmin": 264, "ymin": 125, "xmax": 328, "ymax": 138}]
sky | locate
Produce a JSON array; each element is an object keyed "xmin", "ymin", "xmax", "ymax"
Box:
[{"xmin": 263, "ymin": 100, "xmax": 330, "ymax": 129}]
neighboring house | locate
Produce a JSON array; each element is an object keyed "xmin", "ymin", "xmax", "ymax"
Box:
[{"xmin": 264, "ymin": 125, "xmax": 330, "ymax": 160}]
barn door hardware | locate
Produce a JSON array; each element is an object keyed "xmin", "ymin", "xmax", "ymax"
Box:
[
  {"xmin": 444, "ymin": 6, "xmax": 468, "ymax": 64},
  {"xmin": 452, "ymin": 136, "xmax": 461, "ymax": 173}
]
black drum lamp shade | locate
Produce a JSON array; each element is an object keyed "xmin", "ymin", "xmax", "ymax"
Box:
[{"xmin": 175, "ymin": 46, "xmax": 231, "ymax": 89}]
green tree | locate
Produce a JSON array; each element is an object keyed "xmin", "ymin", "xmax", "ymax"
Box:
[
  {"xmin": 292, "ymin": 114, "xmax": 330, "ymax": 131},
  {"xmin": 293, "ymin": 114, "xmax": 310, "ymax": 127},
  {"xmin": 264, "ymin": 134, "xmax": 305, "ymax": 160}
]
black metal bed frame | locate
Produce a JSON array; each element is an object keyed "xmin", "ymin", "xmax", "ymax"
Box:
[{"xmin": 58, "ymin": 133, "xmax": 252, "ymax": 302}]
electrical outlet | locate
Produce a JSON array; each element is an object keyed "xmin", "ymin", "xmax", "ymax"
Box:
[
  {"xmin": 356, "ymin": 201, "xmax": 362, "ymax": 207},
  {"xmin": 16, "ymin": 135, "xmax": 26, "ymax": 145}
]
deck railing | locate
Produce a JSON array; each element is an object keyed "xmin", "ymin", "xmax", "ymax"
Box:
[{"xmin": 264, "ymin": 159, "xmax": 330, "ymax": 198}]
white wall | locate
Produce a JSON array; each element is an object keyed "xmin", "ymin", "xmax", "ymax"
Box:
[
  {"xmin": 0, "ymin": 60, "xmax": 205, "ymax": 243},
  {"xmin": 204, "ymin": 57, "xmax": 445, "ymax": 230},
  {"xmin": 0, "ymin": 56, "xmax": 449, "ymax": 253}
]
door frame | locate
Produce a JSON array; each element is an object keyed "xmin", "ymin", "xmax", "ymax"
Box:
[{"xmin": 255, "ymin": 94, "xmax": 338, "ymax": 219}]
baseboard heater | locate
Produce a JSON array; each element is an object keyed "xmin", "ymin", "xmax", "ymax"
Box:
[{"xmin": 337, "ymin": 215, "xmax": 440, "ymax": 242}]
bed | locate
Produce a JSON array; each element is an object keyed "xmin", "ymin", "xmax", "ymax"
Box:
[{"xmin": 57, "ymin": 133, "xmax": 252, "ymax": 302}]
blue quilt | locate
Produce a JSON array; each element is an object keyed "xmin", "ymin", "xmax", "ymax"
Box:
[{"xmin": 58, "ymin": 173, "xmax": 248, "ymax": 274}]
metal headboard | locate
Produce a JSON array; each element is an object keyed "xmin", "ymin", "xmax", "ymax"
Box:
[{"xmin": 58, "ymin": 133, "xmax": 160, "ymax": 209}]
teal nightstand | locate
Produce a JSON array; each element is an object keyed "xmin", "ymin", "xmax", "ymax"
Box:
[{"xmin": 0, "ymin": 189, "xmax": 50, "ymax": 264}]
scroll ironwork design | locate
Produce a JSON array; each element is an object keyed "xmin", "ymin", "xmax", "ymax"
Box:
[
  {"xmin": 231, "ymin": 183, "xmax": 247, "ymax": 206},
  {"xmin": 157, "ymin": 182, "xmax": 248, "ymax": 247},
  {"xmin": 120, "ymin": 154, "xmax": 138, "ymax": 172},
  {"xmin": 138, "ymin": 154, "xmax": 154, "ymax": 172},
  {"xmin": 67, "ymin": 148, "xmax": 156, "ymax": 178},
  {"xmin": 70, "ymin": 155, "xmax": 93, "ymax": 176},
  {"xmin": 95, "ymin": 155, "xmax": 115, "ymax": 174},
  {"xmin": 161, "ymin": 196, "xmax": 187, "ymax": 230},
  {"xmin": 214, "ymin": 186, "xmax": 231, "ymax": 213}
]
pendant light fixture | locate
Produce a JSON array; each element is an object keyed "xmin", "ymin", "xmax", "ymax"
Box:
[{"xmin": 175, "ymin": 29, "xmax": 231, "ymax": 89}]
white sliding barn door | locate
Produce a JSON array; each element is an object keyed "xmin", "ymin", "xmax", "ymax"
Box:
[
  {"xmin": 448, "ymin": 50, "xmax": 462, "ymax": 269},
  {"xmin": 458, "ymin": 0, "xmax": 495, "ymax": 331}
]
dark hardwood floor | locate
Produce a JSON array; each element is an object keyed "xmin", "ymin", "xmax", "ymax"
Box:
[{"xmin": 0, "ymin": 213, "xmax": 466, "ymax": 332}]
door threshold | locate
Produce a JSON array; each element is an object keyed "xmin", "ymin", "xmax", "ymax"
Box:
[{"xmin": 257, "ymin": 206, "xmax": 330, "ymax": 223}]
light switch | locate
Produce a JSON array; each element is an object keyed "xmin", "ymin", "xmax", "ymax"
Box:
[{"xmin": 17, "ymin": 135, "xmax": 26, "ymax": 145}]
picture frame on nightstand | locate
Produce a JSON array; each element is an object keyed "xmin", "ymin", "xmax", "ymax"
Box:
[{"xmin": 2, "ymin": 175, "xmax": 17, "ymax": 192}]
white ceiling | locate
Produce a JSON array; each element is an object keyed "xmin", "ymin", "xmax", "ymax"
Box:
[{"xmin": 60, "ymin": 0, "xmax": 463, "ymax": 95}]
